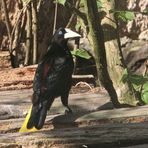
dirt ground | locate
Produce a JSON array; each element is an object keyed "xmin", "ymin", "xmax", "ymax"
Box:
[
  {"xmin": 0, "ymin": 51, "xmax": 102, "ymax": 94},
  {"xmin": 0, "ymin": 62, "xmax": 101, "ymax": 93}
]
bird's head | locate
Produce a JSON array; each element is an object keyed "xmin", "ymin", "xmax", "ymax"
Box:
[{"xmin": 51, "ymin": 27, "xmax": 81, "ymax": 46}]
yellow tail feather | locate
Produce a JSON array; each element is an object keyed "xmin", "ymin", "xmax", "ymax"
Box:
[{"xmin": 19, "ymin": 106, "xmax": 38, "ymax": 133}]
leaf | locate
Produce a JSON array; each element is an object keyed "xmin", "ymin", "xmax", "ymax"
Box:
[
  {"xmin": 97, "ymin": 0, "xmax": 103, "ymax": 9},
  {"xmin": 109, "ymin": 10, "xmax": 135, "ymax": 22},
  {"xmin": 141, "ymin": 83, "xmax": 148, "ymax": 104},
  {"xmin": 71, "ymin": 49, "xmax": 91, "ymax": 59},
  {"xmin": 121, "ymin": 70, "xmax": 148, "ymax": 88},
  {"xmin": 121, "ymin": 69, "xmax": 148, "ymax": 104},
  {"xmin": 118, "ymin": 11, "xmax": 135, "ymax": 22},
  {"xmin": 142, "ymin": 92, "xmax": 148, "ymax": 104},
  {"xmin": 132, "ymin": 84, "xmax": 140, "ymax": 91},
  {"xmin": 121, "ymin": 68, "xmax": 128, "ymax": 83},
  {"xmin": 125, "ymin": 11, "xmax": 135, "ymax": 20},
  {"xmin": 54, "ymin": 0, "xmax": 66, "ymax": 6},
  {"xmin": 143, "ymin": 82, "xmax": 148, "ymax": 90},
  {"xmin": 130, "ymin": 75, "xmax": 148, "ymax": 86}
]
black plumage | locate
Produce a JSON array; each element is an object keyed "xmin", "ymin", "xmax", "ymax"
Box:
[{"xmin": 27, "ymin": 28, "xmax": 79, "ymax": 129}]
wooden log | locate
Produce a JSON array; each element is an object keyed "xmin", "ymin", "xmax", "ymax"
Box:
[
  {"xmin": 1, "ymin": 90, "xmax": 148, "ymax": 147},
  {"xmin": 1, "ymin": 122, "xmax": 148, "ymax": 147},
  {"xmin": 72, "ymin": 74, "xmax": 96, "ymax": 86}
]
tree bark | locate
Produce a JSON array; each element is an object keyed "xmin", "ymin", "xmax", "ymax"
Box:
[
  {"xmin": 101, "ymin": 0, "xmax": 137, "ymax": 105},
  {"xmin": 84, "ymin": 0, "xmax": 121, "ymax": 107},
  {"xmin": 66, "ymin": 0, "xmax": 80, "ymax": 28},
  {"xmin": 11, "ymin": 17, "xmax": 22, "ymax": 68},
  {"xmin": 32, "ymin": 0, "xmax": 38, "ymax": 64},
  {"xmin": 1, "ymin": 0, "xmax": 11, "ymax": 40},
  {"xmin": 24, "ymin": 4, "xmax": 32, "ymax": 66}
]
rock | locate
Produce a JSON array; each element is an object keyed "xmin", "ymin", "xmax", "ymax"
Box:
[
  {"xmin": 123, "ymin": 41, "xmax": 148, "ymax": 75},
  {"xmin": 121, "ymin": 36, "xmax": 132, "ymax": 47},
  {"xmin": 0, "ymin": 105, "xmax": 24, "ymax": 120},
  {"xmin": 139, "ymin": 30, "xmax": 148, "ymax": 40},
  {"xmin": 116, "ymin": 0, "xmax": 148, "ymax": 40}
]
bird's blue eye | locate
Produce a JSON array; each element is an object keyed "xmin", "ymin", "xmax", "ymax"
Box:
[{"xmin": 59, "ymin": 31, "xmax": 63, "ymax": 35}]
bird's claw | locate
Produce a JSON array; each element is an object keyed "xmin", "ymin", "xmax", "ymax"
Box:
[{"xmin": 64, "ymin": 107, "xmax": 72, "ymax": 115}]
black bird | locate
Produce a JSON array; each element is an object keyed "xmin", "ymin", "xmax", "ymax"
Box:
[{"xmin": 27, "ymin": 28, "xmax": 81, "ymax": 130}]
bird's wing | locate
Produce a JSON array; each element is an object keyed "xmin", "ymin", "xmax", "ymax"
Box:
[
  {"xmin": 45, "ymin": 62, "xmax": 72, "ymax": 91},
  {"xmin": 32, "ymin": 44, "xmax": 55, "ymax": 94},
  {"xmin": 33, "ymin": 58, "xmax": 54, "ymax": 95}
]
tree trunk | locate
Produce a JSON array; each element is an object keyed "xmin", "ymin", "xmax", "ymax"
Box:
[
  {"xmin": 83, "ymin": 0, "xmax": 121, "ymax": 107},
  {"xmin": 1, "ymin": 0, "xmax": 17, "ymax": 68},
  {"xmin": 11, "ymin": 17, "xmax": 22, "ymax": 68},
  {"xmin": 32, "ymin": 0, "xmax": 38, "ymax": 64},
  {"xmin": 1, "ymin": 0, "xmax": 11, "ymax": 40},
  {"xmin": 101, "ymin": 0, "xmax": 137, "ymax": 105},
  {"xmin": 24, "ymin": 4, "xmax": 32, "ymax": 66}
]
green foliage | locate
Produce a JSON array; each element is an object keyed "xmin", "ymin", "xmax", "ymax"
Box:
[
  {"xmin": 121, "ymin": 68, "xmax": 128, "ymax": 83},
  {"xmin": 142, "ymin": 83, "xmax": 148, "ymax": 103},
  {"xmin": 97, "ymin": 0, "xmax": 103, "ymax": 9},
  {"xmin": 21, "ymin": 0, "xmax": 32, "ymax": 5},
  {"xmin": 121, "ymin": 68, "xmax": 148, "ymax": 104},
  {"xmin": 54, "ymin": 0, "xmax": 66, "ymax": 6},
  {"xmin": 110, "ymin": 10, "xmax": 135, "ymax": 22},
  {"xmin": 119, "ymin": 11, "xmax": 135, "ymax": 22},
  {"xmin": 130, "ymin": 75, "xmax": 148, "ymax": 87},
  {"xmin": 71, "ymin": 48, "xmax": 91, "ymax": 59},
  {"xmin": 75, "ymin": 23, "xmax": 81, "ymax": 31}
]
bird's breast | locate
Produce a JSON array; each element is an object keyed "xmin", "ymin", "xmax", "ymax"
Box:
[{"xmin": 54, "ymin": 57, "xmax": 66, "ymax": 65}]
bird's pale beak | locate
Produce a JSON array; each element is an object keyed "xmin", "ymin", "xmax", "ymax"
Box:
[{"xmin": 64, "ymin": 28, "xmax": 81, "ymax": 39}]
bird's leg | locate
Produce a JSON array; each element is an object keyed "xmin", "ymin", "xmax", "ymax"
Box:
[
  {"xmin": 65, "ymin": 106, "xmax": 72, "ymax": 115},
  {"xmin": 61, "ymin": 93, "xmax": 72, "ymax": 114},
  {"xmin": 47, "ymin": 97, "xmax": 55, "ymax": 110},
  {"xmin": 41, "ymin": 93, "xmax": 55, "ymax": 111}
]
